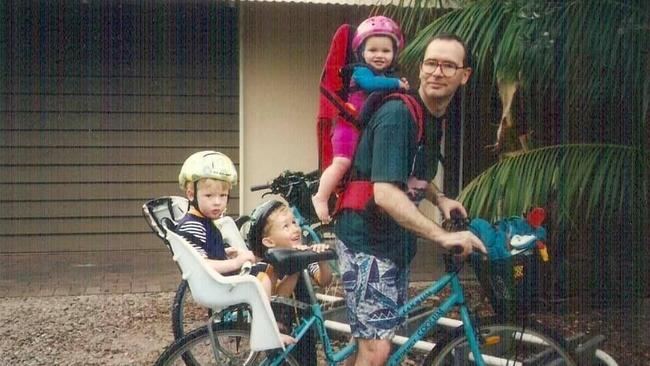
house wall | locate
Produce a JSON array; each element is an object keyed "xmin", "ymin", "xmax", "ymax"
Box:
[
  {"xmin": 1, "ymin": 1, "xmax": 240, "ymax": 253},
  {"xmin": 239, "ymin": 1, "xmax": 370, "ymax": 213}
]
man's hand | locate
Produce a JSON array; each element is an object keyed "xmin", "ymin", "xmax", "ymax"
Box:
[
  {"xmin": 436, "ymin": 195, "xmax": 468, "ymax": 220},
  {"xmin": 437, "ymin": 230, "xmax": 486, "ymax": 257}
]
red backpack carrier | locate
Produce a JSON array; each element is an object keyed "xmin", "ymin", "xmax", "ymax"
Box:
[
  {"xmin": 317, "ymin": 23, "xmax": 358, "ymax": 172},
  {"xmin": 317, "ymin": 24, "xmax": 425, "ymax": 212}
]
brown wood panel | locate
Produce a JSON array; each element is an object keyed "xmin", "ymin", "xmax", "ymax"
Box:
[
  {"xmin": 1, "ymin": 95, "xmax": 238, "ymax": 114},
  {"xmin": 1, "ymin": 211, "xmax": 243, "ymax": 236},
  {"xmin": 0, "ymin": 200, "xmax": 155, "ymax": 219},
  {"xmin": 2, "ymin": 0, "xmax": 240, "ymax": 255},
  {"xmin": 0, "ymin": 200, "xmax": 242, "ymax": 220},
  {"xmin": 1, "ymin": 164, "xmax": 241, "ymax": 184},
  {"xmin": 0, "ymin": 217, "xmax": 149, "ymax": 236},
  {"xmin": 0, "ymin": 183, "xmax": 241, "ymax": 203},
  {"xmin": 0, "ymin": 76, "xmax": 238, "ymax": 96},
  {"xmin": 1, "ymin": 112, "xmax": 239, "ymax": 131},
  {"xmin": 3, "ymin": 130, "xmax": 238, "ymax": 147},
  {"xmin": 6, "ymin": 2, "xmax": 238, "ymax": 79},
  {"xmin": 0, "ymin": 147, "xmax": 240, "ymax": 165},
  {"xmin": 0, "ymin": 233, "xmax": 164, "ymax": 253}
]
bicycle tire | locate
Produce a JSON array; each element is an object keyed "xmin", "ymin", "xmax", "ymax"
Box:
[
  {"xmin": 423, "ymin": 321, "xmax": 577, "ymax": 366},
  {"xmin": 172, "ymin": 280, "xmax": 212, "ymax": 341},
  {"xmin": 154, "ymin": 321, "xmax": 261, "ymax": 366}
]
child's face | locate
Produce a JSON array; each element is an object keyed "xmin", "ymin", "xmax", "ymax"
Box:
[
  {"xmin": 362, "ymin": 36, "xmax": 395, "ymax": 71},
  {"xmin": 189, "ymin": 178, "xmax": 230, "ymax": 219},
  {"xmin": 263, "ymin": 208, "xmax": 302, "ymax": 249}
]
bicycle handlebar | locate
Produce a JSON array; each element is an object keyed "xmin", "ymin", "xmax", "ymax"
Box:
[{"xmin": 250, "ymin": 184, "xmax": 271, "ymax": 192}]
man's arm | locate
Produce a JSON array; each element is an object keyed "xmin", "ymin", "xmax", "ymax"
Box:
[
  {"xmin": 374, "ymin": 182, "xmax": 485, "ymax": 256},
  {"xmin": 425, "ymin": 182, "xmax": 468, "ymax": 220}
]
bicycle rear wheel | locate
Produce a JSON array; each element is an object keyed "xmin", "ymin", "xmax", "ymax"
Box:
[
  {"xmin": 172, "ymin": 280, "xmax": 212, "ymax": 340},
  {"xmin": 424, "ymin": 322, "xmax": 576, "ymax": 366},
  {"xmin": 155, "ymin": 322, "xmax": 260, "ymax": 366}
]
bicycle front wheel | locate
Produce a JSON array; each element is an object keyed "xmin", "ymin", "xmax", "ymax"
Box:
[
  {"xmin": 424, "ymin": 322, "xmax": 576, "ymax": 366},
  {"xmin": 155, "ymin": 322, "xmax": 259, "ymax": 366}
]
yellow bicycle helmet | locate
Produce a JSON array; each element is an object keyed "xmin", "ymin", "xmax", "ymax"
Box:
[{"xmin": 178, "ymin": 150, "xmax": 238, "ymax": 190}]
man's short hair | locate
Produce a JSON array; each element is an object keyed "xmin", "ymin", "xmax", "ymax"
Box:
[{"xmin": 425, "ymin": 33, "xmax": 471, "ymax": 68}]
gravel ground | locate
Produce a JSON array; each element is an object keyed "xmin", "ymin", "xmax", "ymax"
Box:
[{"xmin": 1, "ymin": 287, "xmax": 648, "ymax": 365}]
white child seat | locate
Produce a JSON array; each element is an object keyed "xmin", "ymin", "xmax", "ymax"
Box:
[
  {"xmin": 142, "ymin": 196, "xmax": 249, "ymax": 252},
  {"xmin": 164, "ymin": 228, "xmax": 284, "ymax": 351},
  {"xmin": 142, "ymin": 196, "xmax": 283, "ymax": 351}
]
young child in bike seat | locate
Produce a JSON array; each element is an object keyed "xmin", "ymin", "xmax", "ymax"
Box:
[
  {"xmin": 177, "ymin": 151, "xmax": 296, "ymax": 345},
  {"xmin": 176, "ymin": 151, "xmax": 261, "ymax": 275},
  {"xmin": 312, "ymin": 15, "xmax": 409, "ymax": 224},
  {"xmin": 247, "ymin": 200, "xmax": 333, "ymax": 296}
]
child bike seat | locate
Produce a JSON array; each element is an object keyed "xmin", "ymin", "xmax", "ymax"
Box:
[
  {"xmin": 142, "ymin": 196, "xmax": 190, "ymax": 239},
  {"xmin": 265, "ymin": 248, "xmax": 338, "ymax": 277},
  {"xmin": 143, "ymin": 196, "xmax": 249, "ymax": 252},
  {"xmin": 165, "ymin": 228, "xmax": 285, "ymax": 351}
]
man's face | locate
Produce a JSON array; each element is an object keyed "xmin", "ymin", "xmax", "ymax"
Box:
[{"xmin": 419, "ymin": 39, "xmax": 472, "ymax": 101}]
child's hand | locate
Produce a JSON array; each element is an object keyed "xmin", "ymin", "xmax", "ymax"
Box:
[
  {"xmin": 292, "ymin": 244, "xmax": 311, "ymax": 251},
  {"xmin": 309, "ymin": 244, "xmax": 330, "ymax": 253},
  {"xmin": 227, "ymin": 247, "xmax": 256, "ymax": 264},
  {"xmin": 225, "ymin": 247, "xmax": 238, "ymax": 257},
  {"xmin": 400, "ymin": 77, "xmax": 410, "ymax": 90},
  {"xmin": 237, "ymin": 250, "xmax": 256, "ymax": 264}
]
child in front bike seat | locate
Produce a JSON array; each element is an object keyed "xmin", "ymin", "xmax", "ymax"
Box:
[
  {"xmin": 248, "ymin": 199, "xmax": 333, "ymax": 366},
  {"xmin": 176, "ymin": 151, "xmax": 260, "ymax": 276},
  {"xmin": 247, "ymin": 200, "xmax": 333, "ymax": 296}
]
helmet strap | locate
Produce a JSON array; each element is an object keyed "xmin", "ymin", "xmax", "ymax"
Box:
[{"xmin": 191, "ymin": 181, "xmax": 200, "ymax": 211}]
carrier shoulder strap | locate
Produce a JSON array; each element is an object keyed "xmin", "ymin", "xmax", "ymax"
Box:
[{"xmin": 336, "ymin": 92, "xmax": 425, "ymax": 212}]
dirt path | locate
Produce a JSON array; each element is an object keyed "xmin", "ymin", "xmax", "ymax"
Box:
[{"xmin": 1, "ymin": 291, "xmax": 648, "ymax": 365}]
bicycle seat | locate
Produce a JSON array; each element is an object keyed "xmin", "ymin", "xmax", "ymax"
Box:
[
  {"xmin": 165, "ymin": 228, "xmax": 285, "ymax": 351},
  {"xmin": 265, "ymin": 248, "xmax": 338, "ymax": 277}
]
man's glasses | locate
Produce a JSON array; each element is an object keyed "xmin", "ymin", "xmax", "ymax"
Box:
[{"xmin": 421, "ymin": 59, "xmax": 464, "ymax": 77}]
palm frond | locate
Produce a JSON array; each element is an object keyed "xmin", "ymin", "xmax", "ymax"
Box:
[
  {"xmin": 384, "ymin": 0, "xmax": 649, "ymax": 148},
  {"xmin": 458, "ymin": 144, "xmax": 646, "ymax": 224}
]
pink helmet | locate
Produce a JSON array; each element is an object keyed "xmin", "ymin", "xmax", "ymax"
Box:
[{"xmin": 352, "ymin": 16, "xmax": 405, "ymax": 54}]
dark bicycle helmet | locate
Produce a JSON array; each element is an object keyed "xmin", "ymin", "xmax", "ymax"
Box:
[{"xmin": 246, "ymin": 200, "xmax": 285, "ymax": 257}]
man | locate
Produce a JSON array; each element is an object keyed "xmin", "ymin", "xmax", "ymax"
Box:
[{"xmin": 334, "ymin": 34, "xmax": 487, "ymax": 366}]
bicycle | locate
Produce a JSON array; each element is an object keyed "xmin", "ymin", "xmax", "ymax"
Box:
[{"xmin": 154, "ymin": 232, "xmax": 579, "ymax": 365}]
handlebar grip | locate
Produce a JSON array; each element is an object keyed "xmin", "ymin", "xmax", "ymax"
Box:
[{"xmin": 250, "ymin": 184, "xmax": 271, "ymax": 192}]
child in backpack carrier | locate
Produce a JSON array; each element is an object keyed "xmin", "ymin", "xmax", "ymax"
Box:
[{"xmin": 312, "ymin": 16, "xmax": 410, "ymax": 223}]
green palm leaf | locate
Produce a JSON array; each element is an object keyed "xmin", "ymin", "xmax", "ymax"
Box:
[{"xmin": 458, "ymin": 144, "xmax": 646, "ymax": 224}]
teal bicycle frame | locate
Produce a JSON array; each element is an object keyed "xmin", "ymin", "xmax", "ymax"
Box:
[{"xmin": 262, "ymin": 260, "xmax": 486, "ymax": 366}]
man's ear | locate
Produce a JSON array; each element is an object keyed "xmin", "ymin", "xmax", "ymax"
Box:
[
  {"xmin": 261, "ymin": 237, "xmax": 275, "ymax": 248},
  {"xmin": 461, "ymin": 67, "xmax": 472, "ymax": 85}
]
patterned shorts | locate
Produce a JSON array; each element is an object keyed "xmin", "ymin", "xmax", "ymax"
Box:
[{"xmin": 335, "ymin": 239, "xmax": 409, "ymax": 340}]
